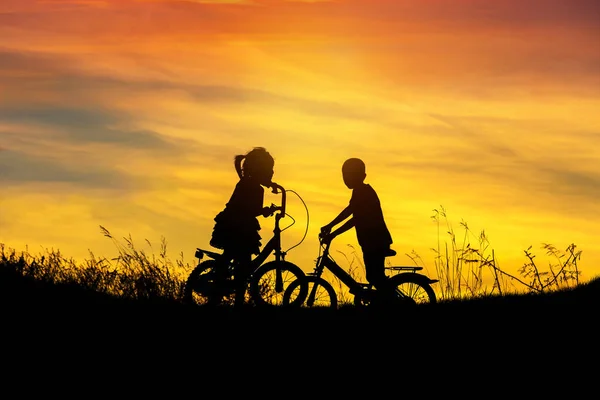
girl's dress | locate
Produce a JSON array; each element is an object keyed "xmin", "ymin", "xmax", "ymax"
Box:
[{"xmin": 210, "ymin": 177, "xmax": 264, "ymax": 256}]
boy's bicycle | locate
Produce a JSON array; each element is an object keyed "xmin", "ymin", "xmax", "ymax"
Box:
[
  {"xmin": 183, "ymin": 182, "xmax": 308, "ymax": 307},
  {"xmin": 282, "ymin": 234, "xmax": 439, "ymax": 309}
]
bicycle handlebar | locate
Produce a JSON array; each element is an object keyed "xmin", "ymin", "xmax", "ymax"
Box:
[
  {"xmin": 269, "ymin": 182, "xmax": 283, "ymax": 194},
  {"xmin": 318, "ymin": 232, "xmax": 333, "ymax": 246},
  {"xmin": 269, "ymin": 182, "xmax": 286, "ymax": 217}
]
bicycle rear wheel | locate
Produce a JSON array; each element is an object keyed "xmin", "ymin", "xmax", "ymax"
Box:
[
  {"xmin": 388, "ymin": 273, "xmax": 437, "ymax": 305},
  {"xmin": 283, "ymin": 276, "xmax": 337, "ymax": 309},
  {"xmin": 183, "ymin": 260, "xmax": 238, "ymax": 306},
  {"xmin": 249, "ymin": 260, "xmax": 306, "ymax": 307}
]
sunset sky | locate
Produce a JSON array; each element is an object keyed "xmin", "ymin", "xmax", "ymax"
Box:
[{"xmin": 1, "ymin": 0, "xmax": 599, "ymax": 290}]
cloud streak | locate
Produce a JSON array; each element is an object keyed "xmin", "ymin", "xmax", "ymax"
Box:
[
  {"xmin": 2, "ymin": 0, "xmax": 598, "ymax": 36},
  {"xmin": 0, "ymin": 148, "xmax": 141, "ymax": 189}
]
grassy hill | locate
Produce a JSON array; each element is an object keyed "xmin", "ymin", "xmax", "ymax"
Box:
[
  {"xmin": 2, "ymin": 236, "xmax": 597, "ymax": 358},
  {"xmin": 2, "ymin": 257, "xmax": 597, "ymax": 326},
  {"xmin": 1, "ymin": 252, "xmax": 596, "ymax": 386}
]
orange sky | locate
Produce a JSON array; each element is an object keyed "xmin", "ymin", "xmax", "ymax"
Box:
[{"xmin": 1, "ymin": 0, "xmax": 599, "ymax": 292}]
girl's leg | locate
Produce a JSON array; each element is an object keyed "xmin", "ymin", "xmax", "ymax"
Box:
[
  {"xmin": 234, "ymin": 253, "xmax": 252, "ymax": 308},
  {"xmin": 217, "ymin": 249, "xmax": 234, "ymax": 281}
]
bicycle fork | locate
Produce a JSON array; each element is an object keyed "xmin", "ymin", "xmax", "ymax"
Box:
[
  {"xmin": 275, "ymin": 267, "xmax": 284, "ymax": 293},
  {"xmin": 306, "ymin": 283, "xmax": 318, "ymax": 307}
]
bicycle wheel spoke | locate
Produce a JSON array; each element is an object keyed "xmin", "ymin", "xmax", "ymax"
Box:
[
  {"xmin": 283, "ymin": 276, "xmax": 337, "ymax": 309},
  {"xmin": 251, "ymin": 262, "xmax": 305, "ymax": 307}
]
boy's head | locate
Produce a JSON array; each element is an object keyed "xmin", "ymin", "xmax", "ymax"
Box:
[{"xmin": 342, "ymin": 158, "xmax": 366, "ymax": 189}]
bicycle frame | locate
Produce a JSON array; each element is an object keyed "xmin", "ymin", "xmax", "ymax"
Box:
[
  {"xmin": 310, "ymin": 240, "xmax": 371, "ymax": 296},
  {"xmin": 308, "ymin": 238, "xmax": 437, "ymax": 304}
]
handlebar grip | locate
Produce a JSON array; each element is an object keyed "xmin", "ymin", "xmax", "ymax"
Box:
[
  {"xmin": 270, "ymin": 182, "xmax": 284, "ymax": 194},
  {"xmin": 268, "ymin": 182, "xmax": 285, "ymax": 218}
]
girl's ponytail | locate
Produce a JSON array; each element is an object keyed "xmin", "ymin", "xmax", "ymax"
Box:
[{"xmin": 234, "ymin": 154, "xmax": 245, "ymax": 178}]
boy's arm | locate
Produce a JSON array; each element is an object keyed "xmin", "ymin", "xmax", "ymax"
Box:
[
  {"xmin": 322, "ymin": 205, "xmax": 352, "ymax": 233},
  {"xmin": 331, "ymin": 217, "xmax": 355, "ymax": 238}
]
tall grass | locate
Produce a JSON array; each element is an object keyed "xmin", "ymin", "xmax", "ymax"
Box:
[
  {"xmin": 0, "ymin": 226, "xmax": 193, "ymax": 302},
  {"xmin": 331, "ymin": 244, "xmax": 368, "ymax": 306},
  {"xmin": 418, "ymin": 206, "xmax": 583, "ymax": 300}
]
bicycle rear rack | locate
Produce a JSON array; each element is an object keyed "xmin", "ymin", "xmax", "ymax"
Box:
[{"xmin": 386, "ymin": 266, "xmax": 423, "ymax": 273}]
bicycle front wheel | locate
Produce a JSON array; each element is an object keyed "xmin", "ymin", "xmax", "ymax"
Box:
[
  {"xmin": 249, "ymin": 261, "xmax": 306, "ymax": 307},
  {"xmin": 283, "ymin": 276, "xmax": 337, "ymax": 309},
  {"xmin": 388, "ymin": 273, "xmax": 437, "ymax": 305}
]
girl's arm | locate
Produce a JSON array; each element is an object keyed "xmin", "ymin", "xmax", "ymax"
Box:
[
  {"xmin": 251, "ymin": 184, "xmax": 275, "ymax": 217},
  {"xmin": 259, "ymin": 204, "xmax": 277, "ymax": 217},
  {"xmin": 228, "ymin": 180, "xmax": 268, "ymax": 217}
]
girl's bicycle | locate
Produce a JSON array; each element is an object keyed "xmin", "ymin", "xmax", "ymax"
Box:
[
  {"xmin": 183, "ymin": 182, "xmax": 308, "ymax": 307},
  {"xmin": 282, "ymin": 234, "xmax": 439, "ymax": 309}
]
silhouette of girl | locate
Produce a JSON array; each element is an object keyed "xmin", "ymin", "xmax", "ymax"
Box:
[{"xmin": 210, "ymin": 147, "xmax": 276, "ymax": 307}]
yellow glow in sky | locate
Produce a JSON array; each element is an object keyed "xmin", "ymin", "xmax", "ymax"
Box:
[{"xmin": 1, "ymin": 0, "xmax": 599, "ymax": 292}]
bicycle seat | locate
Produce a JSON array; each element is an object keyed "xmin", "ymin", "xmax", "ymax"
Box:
[
  {"xmin": 195, "ymin": 248, "xmax": 222, "ymax": 260},
  {"xmin": 384, "ymin": 248, "xmax": 397, "ymax": 257}
]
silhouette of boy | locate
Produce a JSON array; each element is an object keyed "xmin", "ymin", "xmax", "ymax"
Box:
[{"xmin": 320, "ymin": 158, "xmax": 394, "ymax": 294}]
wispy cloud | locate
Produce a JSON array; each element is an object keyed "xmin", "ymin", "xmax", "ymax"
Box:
[
  {"xmin": 37, "ymin": 0, "xmax": 110, "ymax": 8},
  {"xmin": 0, "ymin": 148, "xmax": 142, "ymax": 189},
  {"xmin": 0, "ymin": 106, "xmax": 182, "ymax": 152},
  {"xmin": 0, "ymin": 48, "xmax": 392, "ymax": 139},
  {"xmin": 3, "ymin": 0, "xmax": 598, "ymax": 35}
]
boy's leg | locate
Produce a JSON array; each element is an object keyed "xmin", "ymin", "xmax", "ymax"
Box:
[
  {"xmin": 364, "ymin": 250, "xmax": 412, "ymax": 307},
  {"xmin": 363, "ymin": 251, "xmax": 388, "ymax": 292}
]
